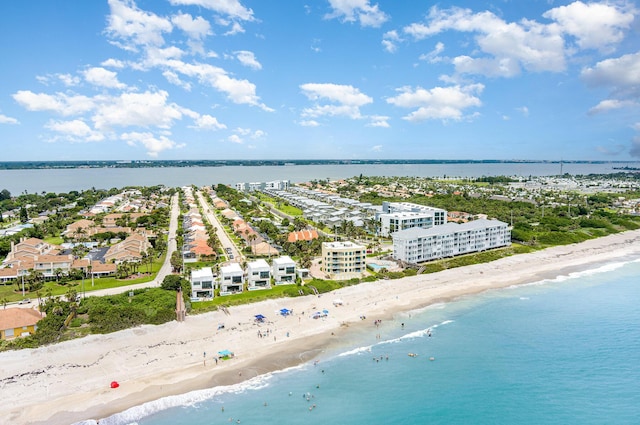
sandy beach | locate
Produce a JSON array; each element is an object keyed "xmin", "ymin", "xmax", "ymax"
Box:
[{"xmin": 2, "ymin": 230, "xmax": 640, "ymax": 425}]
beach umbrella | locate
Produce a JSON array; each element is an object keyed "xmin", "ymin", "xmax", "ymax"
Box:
[
  {"xmin": 110, "ymin": 381, "xmax": 119, "ymax": 389},
  {"xmin": 322, "ymin": 309, "xmax": 329, "ymax": 315},
  {"xmin": 218, "ymin": 349, "xmax": 234, "ymax": 357},
  {"xmin": 279, "ymin": 308, "xmax": 290, "ymax": 316},
  {"xmin": 254, "ymin": 314, "xmax": 266, "ymax": 320}
]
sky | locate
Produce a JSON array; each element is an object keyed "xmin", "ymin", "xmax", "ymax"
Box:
[{"xmin": 0, "ymin": 0, "xmax": 639, "ymax": 161}]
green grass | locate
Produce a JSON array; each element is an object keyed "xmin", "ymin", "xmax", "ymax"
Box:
[
  {"xmin": 43, "ymin": 236, "xmax": 65, "ymax": 245},
  {"xmin": 278, "ymin": 204, "xmax": 303, "ymax": 216}
]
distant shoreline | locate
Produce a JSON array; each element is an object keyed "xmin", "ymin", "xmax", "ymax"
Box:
[{"xmin": 0, "ymin": 159, "xmax": 635, "ymax": 171}]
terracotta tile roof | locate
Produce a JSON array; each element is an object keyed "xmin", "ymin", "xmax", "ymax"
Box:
[
  {"xmin": 0, "ymin": 308, "xmax": 43, "ymax": 330},
  {"xmin": 287, "ymin": 229, "xmax": 319, "ymax": 243}
]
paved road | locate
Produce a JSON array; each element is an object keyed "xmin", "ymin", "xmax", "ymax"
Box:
[{"xmin": 196, "ymin": 189, "xmax": 243, "ymax": 264}]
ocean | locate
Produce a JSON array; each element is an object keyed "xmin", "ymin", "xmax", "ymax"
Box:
[{"xmin": 93, "ymin": 258, "xmax": 640, "ymax": 425}]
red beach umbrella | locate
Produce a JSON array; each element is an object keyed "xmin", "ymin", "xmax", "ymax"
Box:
[{"xmin": 110, "ymin": 381, "xmax": 120, "ymax": 389}]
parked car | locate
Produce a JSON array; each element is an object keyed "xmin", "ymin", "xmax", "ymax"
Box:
[{"xmin": 18, "ymin": 298, "xmax": 31, "ymax": 304}]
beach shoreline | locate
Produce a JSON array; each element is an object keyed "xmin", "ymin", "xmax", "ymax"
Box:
[{"xmin": 3, "ymin": 230, "xmax": 640, "ymax": 425}]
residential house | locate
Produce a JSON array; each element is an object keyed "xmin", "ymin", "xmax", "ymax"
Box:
[
  {"xmin": 191, "ymin": 267, "xmax": 215, "ymax": 300},
  {"xmin": 0, "ymin": 308, "xmax": 43, "ymax": 340},
  {"xmin": 103, "ymin": 233, "xmax": 151, "ymax": 263},
  {"xmin": 219, "ymin": 263, "xmax": 244, "ymax": 295},
  {"xmin": 246, "ymin": 259, "xmax": 271, "ymax": 290},
  {"xmin": 272, "ymin": 256, "xmax": 296, "ymax": 284}
]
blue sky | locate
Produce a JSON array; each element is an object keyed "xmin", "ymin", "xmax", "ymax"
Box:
[{"xmin": 0, "ymin": 0, "xmax": 639, "ymax": 161}]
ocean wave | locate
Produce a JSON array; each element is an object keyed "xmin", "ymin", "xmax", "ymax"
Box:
[
  {"xmin": 87, "ymin": 368, "xmax": 307, "ymax": 425},
  {"xmin": 510, "ymin": 259, "xmax": 637, "ymax": 289},
  {"xmin": 375, "ymin": 319, "xmax": 454, "ymax": 347},
  {"xmin": 337, "ymin": 345, "xmax": 374, "ymax": 357}
]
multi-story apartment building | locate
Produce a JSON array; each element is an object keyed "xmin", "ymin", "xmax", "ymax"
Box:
[
  {"xmin": 321, "ymin": 241, "xmax": 366, "ymax": 280},
  {"xmin": 219, "ymin": 263, "xmax": 244, "ymax": 295},
  {"xmin": 378, "ymin": 211, "xmax": 435, "ymax": 237},
  {"xmin": 190, "ymin": 267, "xmax": 215, "ymax": 300},
  {"xmin": 376, "ymin": 202, "xmax": 447, "ymax": 237},
  {"xmin": 392, "ymin": 219, "xmax": 511, "ymax": 264},
  {"xmin": 246, "ymin": 259, "xmax": 271, "ymax": 290},
  {"xmin": 272, "ymin": 255, "xmax": 297, "ymax": 284}
]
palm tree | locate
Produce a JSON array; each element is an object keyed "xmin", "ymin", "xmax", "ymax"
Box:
[
  {"xmin": 1, "ymin": 297, "xmax": 8, "ymax": 309},
  {"xmin": 248, "ymin": 233, "xmax": 257, "ymax": 255}
]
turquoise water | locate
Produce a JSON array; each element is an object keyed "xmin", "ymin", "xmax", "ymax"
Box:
[{"xmin": 95, "ymin": 259, "xmax": 640, "ymax": 425}]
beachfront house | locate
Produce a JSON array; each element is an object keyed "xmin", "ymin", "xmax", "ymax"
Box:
[
  {"xmin": 321, "ymin": 241, "xmax": 366, "ymax": 280},
  {"xmin": 219, "ymin": 263, "xmax": 244, "ymax": 295},
  {"xmin": 272, "ymin": 255, "xmax": 297, "ymax": 284},
  {"xmin": 392, "ymin": 219, "xmax": 511, "ymax": 264},
  {"xmin": 190, "ymin": 267, "xmax": 215, "ymax": 300},
  {"xmin": 0, "ymin": 308, "xmax": 43, "ymax": 340},
  {"xmin": 246, "ymin": 259, "xmax": 271, "ymax": 290}
]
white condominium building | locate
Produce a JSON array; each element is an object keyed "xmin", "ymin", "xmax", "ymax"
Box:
[
  {"xmin": 321, "ymin": 241, "xmax": 366, "ymax": 280},
  {"xmin": 381, "ymin": 201, "xmax": 447, "ymax": 225},
  {"xmin": 392, "ymin": 219, "xmax": 511, "ymax": 264},
  {"xmin": 378, "ymin": 211, "xmax": 435, "ymax": 237},
  {"xmin": 377, "ymin": 202, "xmax": 447, "ymax": 236}
]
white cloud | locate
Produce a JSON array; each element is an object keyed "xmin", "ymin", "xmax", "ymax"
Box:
[
  {"xmin": 171, "ymin": 13, "xmax": 211, "ymax": 39},
  {"xmin": 163, "ymin": 59, "xmax": 272, "ymax": 110},
  {"xmin": 581, "ymin": 52, "xmax": 640, "ymax": 96},
  {"xmin": 235, "ymin": 50, "xmax": 262, "ymax": 70},
  {"xmin": 121, "ymin": 131, "xmax": 183, "ymax": 157},
  {"xmin": 223, "ymin": 21, "xmax": 245, "ymax": 36},
  {"xmin": 45, "ymin": 119, "xmax": 105, "ymax": 142},
  {"xmin": 543, "ymin": 1, "xmax": 634, "ymax": 51},
  {"xmin": 325, "ymin": 0, "xmax": 389, "ymax": 28},
  {"xmin": 371, "ymin": 144, "xmax": 382, "ymax": 152},
  {"xmin": 299, "ymin": 120, "xmax": 320, "ymax": 127},
  {"xmin": 169, "ymin": 0, "xmax": 254, "ymax": 21},
  {"xmin": 57, "ymin": 73, "xmax": 81, "ymax": 86},
  {"xmin": 106, "ymin": 0, "xmax": 173, "ymax": 50},
  {"xmin": 0, "ymin": 114, "xmax": 19, "ymax": 124},
  {"xmin": 92, "ymin": 90, "xmax": 182, "ymax": 130},
  {"xmin": 387, "ymin": 84, "xmax": 484, "ymax": 122},
  {"xmin": 83, "ymin": 67, "xmax": 127, "ymax": 89},
  {"xmin": 367, "ymin": 115, "xmax": 390, "ymax": 127},
  {"xmin": 162, "ymin": 70, "xmax": 192, "ymax": 90},
  {"xmin": 228, "ymin": 134, "xmax": 243, "ymax": 144},
  {"xmin": 419, "ymin": 42, "xmax": 445, "ymax": 63},
  {"xmin": 300, "ymin": 83, "xmax": 373, "ymax": 119},
  {"xmin": 191, "ymin": 114, "xmax": 226, "ymax": 130},
  {"xmin": 588, "ymin": 99, "xmax": 637, "ymax": 115},
  {"xmin": 12, "ymin": 91, "xmax": 95, "ymax": 116},
  {"xmin": 101, "ymin": 58, "xmax": 126, "ymax": 68},
  {"xmin": 516, "ymin": 106, "xmax": 530, "ymax": 117},
  {"xmin": 382, "ymin": 30, "xmax": 401, "ymax": 53},
  {"xmin": 403, "ymin": 6, "xmax": 566, "ymax": 77}
]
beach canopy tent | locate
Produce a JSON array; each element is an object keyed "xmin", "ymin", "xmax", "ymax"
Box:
[
  {"xmin": 218, "ymin": 349, "xmax": 234, "ymax": 359},
  {"xmin": 333, "ymin": 299, "xmax": 343, "ymax": 306},
  {"xmin": 312, "ymin": 311, "xmax": 327, "ymax": 319},
  {"xmin": 254, "ymin": 314, "xmax": 266, "ymax": 322},
  {"xmin": 279, "ymin": 308, "xmax": 291, "ymax": 316}
]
